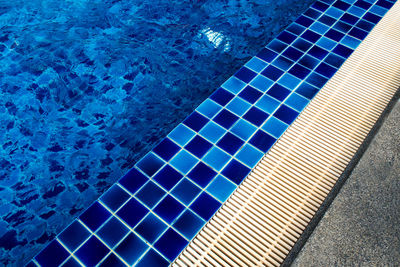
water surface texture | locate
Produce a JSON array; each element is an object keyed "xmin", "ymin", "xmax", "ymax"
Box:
[{"xmin": 0, "ymin": 0, "xmax": 314, "ymax": 264}]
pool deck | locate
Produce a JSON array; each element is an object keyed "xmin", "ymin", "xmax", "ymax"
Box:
[{"xmin": 292, "ymin": 98, "xmax": 400, "ymax": 266}]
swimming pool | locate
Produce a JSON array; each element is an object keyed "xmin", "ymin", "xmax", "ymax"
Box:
[{"xmin": 0, "ymin": 0, "xmax": 316, "ymax": 265}]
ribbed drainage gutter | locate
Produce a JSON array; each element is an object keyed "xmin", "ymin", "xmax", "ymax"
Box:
[{"xmin": 174, "ymin": 2, "xmax": 400, "ymax": 266}]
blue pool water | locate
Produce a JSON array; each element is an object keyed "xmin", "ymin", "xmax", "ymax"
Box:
[{"xmin": 0, "ymin": 0, "xmax": 316, "ymax": 265}]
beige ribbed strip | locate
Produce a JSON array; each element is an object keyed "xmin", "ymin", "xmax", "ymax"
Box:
[{"xmin": 174, "ymin": 2, "xmax": 400, "ymax": 266}]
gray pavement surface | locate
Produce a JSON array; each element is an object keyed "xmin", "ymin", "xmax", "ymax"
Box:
[{"xmin": 292, "ymin": 100, "xmax": 400, "ymax": 266}]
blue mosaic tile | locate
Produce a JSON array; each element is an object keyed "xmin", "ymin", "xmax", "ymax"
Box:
[
  {"xmin": 97, "ymin": 217, "xmax": 129, "ymax": 248},
  {"xmin": 135, "ymin": 213, "xmax": 167, "ymax": 244},
  {"xmin": 154, "ymin": 228, "xmax": 188, "ymax": 261},
  {"xmin": 188, "ymin": 162, "xmax": 217, "ymax": 188},
  {"xmin": 173, "ymin": 210, "xmax": 205, "ymax": 240},
  {"xmin": 153, "ymin": 195, "xmax": 185, "ymax": 224},
  {"xmin": 31, "ymin": 0, "xmax": 393, "ymax": 264},
  {"xmin": 75, "ymin": 236, "xmax": 110, "ymax": 266},
  {"xmin": 114, "ymin": 233, "xmax": 148, "ymax": 265},
  {"xmin": 100, "ymin": 185, "xmax": 130, "ymax": 212},
  {"xmin": 136, "ymin": 181, "xmax": 166, "ymax": 209},
  {"xmin": 63, "ymin": 257, "xmax": 82, "ymax": 267},
  {"xmin": 58, "ymin": 221, "xmax": 90, "ymax": 252},
  {"xmin": 206, "ymin": 175, "xmax": 237, "ymax": 202},
  {"xmin": 171, "ymin": 179, "xmax": 201, "ymax": 206}
]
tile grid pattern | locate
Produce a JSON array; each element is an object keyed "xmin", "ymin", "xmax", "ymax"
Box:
[{"xmin": 29, "ymin": 0, "xmax": 395, "ymax": 266}]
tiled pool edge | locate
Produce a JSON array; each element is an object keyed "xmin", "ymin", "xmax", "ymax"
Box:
[{"xmin": 28, "ymin": 0, "xmax": 396, "ymax": 266}]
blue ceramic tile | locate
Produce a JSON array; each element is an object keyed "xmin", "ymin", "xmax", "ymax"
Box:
[
  {"xmin": 216, "ymin": 132, "xmax": 244, "ymax": 155},
  {"xmin": 171, "ymin": 178, "xmax": 201, "ymax": 205},
  {"xmin": 168, "ymin": 124, "xmax": 195, "ymax": 146},
  {"xmin": 169, "ymin": 150, "xmax": 198, "ymax": 174},
  {"xmin": 234, "ymin": 66, "xmax": 257, "ymax": 83},
  {"xmin": 221, "ymin": 159, "xmax": 251, "ymax": 185},
  {"xmin": 135, "ymin": 213, "xmax": 167, "ymax": 244},
  {"xmin": 285, "ymin": 92, "xmax": 309, "ymax": 112},
  {"xmin": 210, "ymin": 88, "xmax": 235, "ymax": 107},
  {"xmin": 255, "ymin": 94, "xmax": 280, "ymax": 114},
  {"xmin": 324, "ymin": 53, "xmax": 346, "ymax": 68},
  {"xmin": 349, "ymin": 5, "xmax": 367, "ymax": 16},
  {"xmin": 333, "ymin": 44, "xmax": 353, "ymax": 58},
  {"xmin": 153, "ymin": 138, "xmax": 180, "ymax": 162},
  {"xmin": 202, "ymin": 146, "xmax": 231, "ymax": 171},
  {"xmin": 183, "ymin": 111, "xmax": 209, "ymax": 132},
  {"xmin": 188, "ymin": 162, "xmax": 217, "ymax": 188},
  {"xmin": 289, "ymin": 64, "xmax": 311, "ymax": 79},
  {"xmin": 137, "ymin": 153, "xmax": 164, "ymax": 177},
  {"xmin": 315, "ymin": 62, "xmax": 337, "ymax": 78},
  {"xmin": 318, "ymin": 14, "xmax": 337, "ymax": 26},
  {"xmin": 100, "ymin": 185, "xmax": 130, "ymax": 212},
  {"xmin": 249, "ymin": 130, "xmax": 277, "ymax": 153},
  {"xmin": 261, "ymin": 65, "xmax": 284, "ymax": 81},
  {"xmin": 185, "ymin": 135, "xmax": 213, "ymax": 158},
  {"xmin": 97, "ymin": 217, "xmax": 129, "ymax": 248},
  {"xmin": 58, "ymin": 221, "xmax": 90, "ymax": 252},
  {"xmin": 317, "ymin": 36, "xmax": 337, "ymax": 50},
  {"xmin": 249, "ymin": 75, "xmax": 274, "ymax": 92},
  {"xmin": 312, "ymin": 1, "xmax": 330, "ymax": 12},
  {"xmin": 340, "ymin": 13, "xmax": 359, "ymax": 24},
  {"xmin": 293, "ymin": 38, "xmax": 313, "ymax": 52},
  {"xmin": 349, "ymin": 27, "xmax": 368, "ymax": 40},
  {"xmin": 119, "ymin": 168, "xmax": 148, "ymax": 194},
  {"xmin": 99, "ymin": 253, "xmax": 126, "ymax": 267},
  {"xmin": 355, "ymin": 0, "xmax": 372, "ymax": 10},
  {"xmin": 356, "ymin": 19, "xmax": 374, "ymax": 31},
  {"xmin": 35, "ymin": 240, "xmax": 69, "ymax": 266},
  {"xmin": 226, "ymin": 97, "xmax": 251, "ymax": 116},
  {"xmin": 221, "ymin": 76, "xmax": 247, "ymax": 94},
  {"xmin": 310, "ymin": 21, "xmax": 330, "ymax": 35},
  {"xmin": 63, "ymin": 257, "xmax": 82, "ymax": 267},
  {"xmin": 304, "ymin": 7, "xmax": 323, "ymax": 19},
  {"xmin": 267, "ymin": 84, "xmax": 291, "ymax": 102},
  {"xmin": 376, "ymin": 0, "xmax": 393, "ymax": 9},
  {"xmin": 173, "ymin": 210, "xmax": 205, "ymax": 240},
  {"xmin": 116, "ymin": 198, "xmax": 148, "ymax": 228},
  {"xmin": 325, "ymin": 28, "xmax": 345, "ymax": 42},
  {"xmin": 369, "ymin": 5, "xmax": 387, "ymax": 16},
  {"xmin": 308, "ymin": 45, "xmax": 329, "ymax": 60},
  {"xmin": 306, "ymin": 72, "xmax": 329, "ymax": 88},
  {"xmin": 282, "ymin": 47, "xmax": 304, "ymax": 61},
  {"xmin": 278, "ymin": 73, "xmax": 302, "ymax": 90},
  {"xmin": 272, "ymin": 56, "xmax": 295, "ymax": 71},
  {"xmin": 277, "ymin": 31, "xmax": 297, "ymax": 44},
  {"xmin": 273, "ymin": 105, "xmax": 299, "ymax": 125},
  {"xmin": 136, "ymin": 249, "xmax": 169, "ymax": 267},
  {"xmin": 262, "ymin": 117, "xmax": 289, "ymax": 138},
  {"xmin": 153, "ymin": 195, "xmax": 185, "ymax": 224},
  {"xmin": 299, "ymin": 54, "xmax": 320, "ymax": 69},
  {"xmin": 153, "ymin": 165, "xmax": 183, "ymax": 191},
  {"xmin": 245, "ymin": 57, "xmax": 268, "ymax": 73},
  {"xmin": 75, "ymin": 236, "xmax": 110, "ymax": 266},
  {"xmin": 199, "ymin": 121, "xmax": 226, "ymax": 143},
  {"xmin": 287, "ymin": 23, "xmax": 306, "ymax": 35},
  {"xmin": 301, "ymin": 30, "xmax": 321, "ymax": 43},
  {"xmin": 341, "ymin": 35, "xmax": 362, "ymax": 49},
  {"xmin": 256, "ymin": 48, "xmax": 278, "ymax": 63},
  {"xmin": 206, "ymin": 175, "xmax": 236, "ymax": 202},
  {"xmin": 243, "ymin": 106, "xmax": 269, "ymax": 127},
  {"xmin": 267, "ymin": 39, "xmax": 288, "ymax": 53},
  {"xmin": 114, "ymin": 233, "xmax": 148, "ymax": 266},
  {"xmin": 213, "ymin": 109, "xmax": 239, "ymax": 130},
  {"xmin": 230, "ymin": 119, "xmax": 258, "ymax": 141},
  {"xmin": 79, "ymin": 201, "xmax": 111, "ymax": 232},
  {"xmin": 296, "ymin": 15, "xmax": 314, "ymax": 27},
  {"xmin": 236, "ymin": 144, "xmax": 264, "ymax": 168},
  {"xmin": 333, "ymin": 0, "xmax": 351, "ymax": 11},
  {"xmin": 238, "ymin": 85, "xmax": 263, "ymax": 104},
  {"xmin": 196, "ymin": 99, "xmax": 222, "ymax": 119},
  {"xmin": 326, "ymin": 6, "xmax": 345, "ymax": 18},
  {"xmin": 333, "ymin": 21, "xmax": 353, "ymax": 33},
  {"xmin": 154, "ymin": 228, "xmax": 188, "ymax": 261},
  {"xmin": 190, "ymin": 192, "xmax": 221, "ymax": 221},
  {"xmin": 136, "ymin": 181, "xmax": 165, "ymax": 208}
]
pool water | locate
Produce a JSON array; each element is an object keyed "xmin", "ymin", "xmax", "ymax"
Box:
[{"xmin": 0, "ymin": 0, "xmax": 315, "ymax": 265}]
